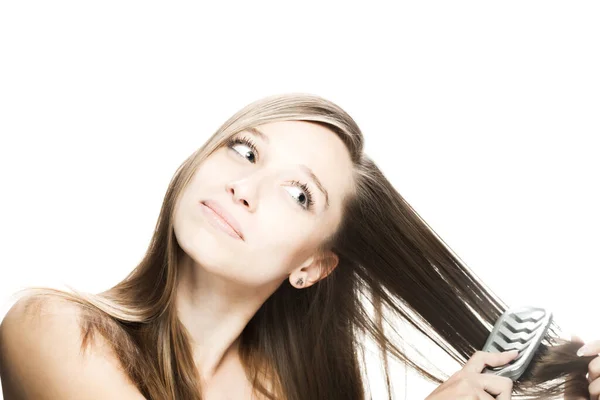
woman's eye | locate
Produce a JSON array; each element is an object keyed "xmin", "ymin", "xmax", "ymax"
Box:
[
  {"xmin": 285, "ymin": 184, "xmax": 314, "ymax": 210},
  {"xmin": 225, "ymin": 136, "xmax": 315, "ymax": 211},
  {"xmin": 227, "ymin": 138, "xmax": 258, "ymax": 163}
]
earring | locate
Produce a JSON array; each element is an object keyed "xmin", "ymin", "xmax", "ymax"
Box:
[{"xmin": 295, "ymin": 277, "xmax": 304, "ymax": 287}]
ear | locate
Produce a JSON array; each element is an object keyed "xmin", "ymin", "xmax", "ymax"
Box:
[{"xmin": 289, "ymin": 251, "xmax": 339, "ymax": 289}]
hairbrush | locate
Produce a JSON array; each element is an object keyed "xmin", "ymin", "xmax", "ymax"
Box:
[{"xmin": 481, "ymin": 305, "xmax": 553, "ymax": 381}]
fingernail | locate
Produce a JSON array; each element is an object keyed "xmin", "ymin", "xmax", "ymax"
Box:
[
  {"xmin": 505, "ymin": 349, "xmax": 519, "ymax": 356},
  {"xmin": 577, "ymin": 345, "xmax": 588, "ymax": 357}
]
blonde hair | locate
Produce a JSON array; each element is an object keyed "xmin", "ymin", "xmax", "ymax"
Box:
[{"xmin": 13, "ymin": 93, "xmax": 591, "ymax": 399}]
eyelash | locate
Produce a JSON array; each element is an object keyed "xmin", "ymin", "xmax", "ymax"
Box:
[{"xmin": 225, "ymin": 135, "xmax": 315, "ymax": 211}]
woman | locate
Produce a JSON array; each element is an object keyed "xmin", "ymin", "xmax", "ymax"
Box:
[{"xmin": 0, "ymin": 93, "xmax": 596, "ymax": 399}]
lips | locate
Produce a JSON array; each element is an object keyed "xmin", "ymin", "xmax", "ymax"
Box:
[{"xmin": 200, "ymin": 200, "xmax": 244, "ymax": 240}]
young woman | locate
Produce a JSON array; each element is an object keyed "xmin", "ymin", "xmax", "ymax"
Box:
[{"xmin": 0, "ymin": 93, "xmax": 597, "ymax": 399}]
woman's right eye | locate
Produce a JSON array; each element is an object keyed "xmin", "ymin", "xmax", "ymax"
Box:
[{"xmin": 226, "ymin": 136, "xmax": 258, "ymax": 163}]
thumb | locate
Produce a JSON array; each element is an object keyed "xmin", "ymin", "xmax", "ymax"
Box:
[{"xmin": 564, "ymin": 334, "xmax": 588, "ymax": 400}]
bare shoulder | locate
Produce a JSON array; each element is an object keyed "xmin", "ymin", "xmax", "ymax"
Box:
[{"xmin": 0, "ymin": 293, "xmax": 146, "ymax": 399}]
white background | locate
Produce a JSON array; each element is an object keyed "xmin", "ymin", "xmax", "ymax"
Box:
[{"xmin": 1, "ymin": 2, "xmax": 598, "ymax": 399}]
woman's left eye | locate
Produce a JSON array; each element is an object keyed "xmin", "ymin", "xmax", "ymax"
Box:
[
  {"xmin": 225, "ymin": 136, "xmax": 315, "ymax": 211},
  {"xmin": 286, "ymin": 181, "xmax": 315, "ymax": 210}
]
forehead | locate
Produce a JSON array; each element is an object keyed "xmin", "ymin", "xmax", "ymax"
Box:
[{"xmin": 250, "ymin": 120, "xmax": 355, "ymax": 207}]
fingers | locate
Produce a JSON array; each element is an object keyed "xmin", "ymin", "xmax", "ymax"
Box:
[
  {"xmin": 459, "ymin": 351, "xmax": 515, "ymax": 400},
  {"xmin": 477, "ymin": 373, "xmax": 514, "ymax": 400},
  {"xmin": 573, "ymin": 334, "xmax": 600, "ymax": 400},
  {"xmin": 591, "ymin": 376, "xmax": 600, "ymax": 400},
  {"xmin": 590, "ymin": 356, "xmax": 600, "ymax": 383},
  {"xmin": 565, "ymin": 334, "xmax": 592, "ymax": 400},
  {"xmin": 579, "ymin": 339, "xmax": 600, "ymax": 356},
  {"xmin": 463, "ymin": 350, "xmax": 519, "ymax": 374}
]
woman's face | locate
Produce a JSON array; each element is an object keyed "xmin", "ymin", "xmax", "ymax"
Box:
[{"xmin": 174, "ymin": 120, "xmax": 355, "ymax": 288}]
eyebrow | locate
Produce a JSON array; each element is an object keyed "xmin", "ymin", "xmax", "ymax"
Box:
[{"xmin": 246, "ymin": 127, "xmax": 330, "ymax": 209}]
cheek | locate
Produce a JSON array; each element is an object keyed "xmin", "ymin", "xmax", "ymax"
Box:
[
  {"xmin": 246, "ymin": 222, "xmax": 315, "ymax": 276},
  {"xmin": 255, "ymin": 207, "xmax": 313, "ymax": 250}
]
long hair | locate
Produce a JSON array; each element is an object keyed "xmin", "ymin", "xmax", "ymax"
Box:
[{"xmin": 10, "ymin": 93, "xmax": 591, "ymax": 399}]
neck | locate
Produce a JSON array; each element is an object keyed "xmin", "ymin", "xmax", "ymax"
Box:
[{"xmin": 174, "ymin": 251, "xmax": 282, "ymax": 382}]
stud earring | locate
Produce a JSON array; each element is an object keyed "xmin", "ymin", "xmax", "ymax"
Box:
[{"xmin": 295, "ymin": 277, "xmax": 304, "ymax": 287}]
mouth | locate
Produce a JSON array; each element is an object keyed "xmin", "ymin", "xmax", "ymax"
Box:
[{"xmin": 200, "ymin": 200, "xmax": 244, "ymax": 241}]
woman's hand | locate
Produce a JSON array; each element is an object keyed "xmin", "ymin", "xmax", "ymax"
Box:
[
  {"xmin": 425, "ymin": 349, "xmax": 518, "ymax": 400},
  {"xmin": 565, "ymin": 334, "xmax": 600, "ymax": 400}
]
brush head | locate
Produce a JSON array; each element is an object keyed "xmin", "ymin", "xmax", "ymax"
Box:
[{"xmin": 481, "ymin": 305, "xmax": 553, "ymax": 381}]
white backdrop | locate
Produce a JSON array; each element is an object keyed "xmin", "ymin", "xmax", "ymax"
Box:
[{"xmin": 1, "ymin": 2, "xmax": 598, "ymax": 399}]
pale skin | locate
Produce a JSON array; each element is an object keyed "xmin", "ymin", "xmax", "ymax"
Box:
[
  {"xmin": 1, "ymin": 122, "xmax": 596, "ymax": 399},
  {"xmin": 0, "ymin": 120, "xmax": 356, "ymax": 399},
  {"xmin": 172, "ymin": 120, "xmax": 355, "ymax": 395}
]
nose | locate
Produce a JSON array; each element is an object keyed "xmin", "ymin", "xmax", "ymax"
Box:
[
  {"xmin": 226, "ymin": 180, "xmax": 256, "ymax": 211},
  {"xmin": 226, "ymin": 167, "xmax": 272, "ymax": 212}
]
